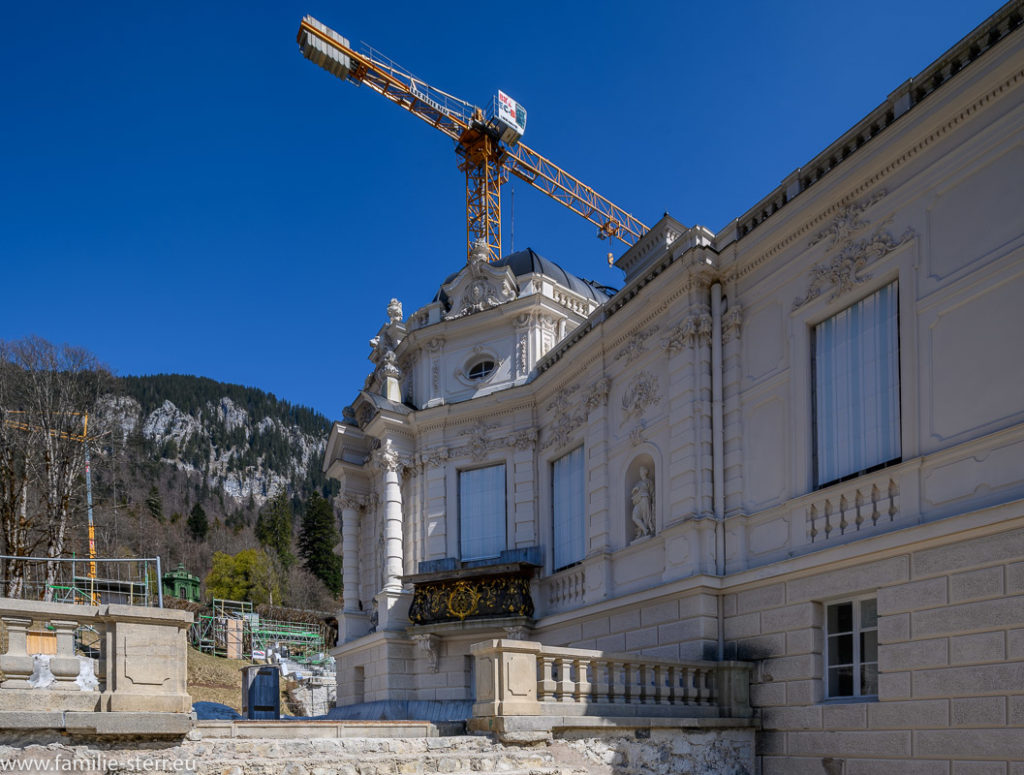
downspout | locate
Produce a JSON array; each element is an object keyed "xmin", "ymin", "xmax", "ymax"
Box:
[{"xmin": 711, "ymin": 282, "xmax": 726, "ymax": 661}]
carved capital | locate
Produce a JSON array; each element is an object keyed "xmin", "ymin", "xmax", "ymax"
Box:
[
  {"xmin": 722, "ymin": 304, "xmax": 743, "ymax": 344},
  {"xmin": 663, "ymin": 314, "xmax": 712, "ymax": 353},
  {"xmin": 372, "ymin": 438, "xmax": 403, "ymax": 474}
]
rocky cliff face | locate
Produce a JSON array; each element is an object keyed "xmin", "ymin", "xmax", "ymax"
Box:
[{"xmin": 97, "ymin": 393, "xmax": 326, "ymax": 506}]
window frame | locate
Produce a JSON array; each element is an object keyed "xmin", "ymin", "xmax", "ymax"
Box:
[
  {"xmin": 824, "ymin": 596, "xmax": 878, "ymax": 701},
  {"xmin": 457, "ymin": 462, "xmax": 507, "ymax": 562},
  {"xmin": 811, "ymin": 281, "xmax": 902, "ymax": 489},
  {"xmin": 551, "ymin": 445, "xmax": 585, "ymax": 572}
]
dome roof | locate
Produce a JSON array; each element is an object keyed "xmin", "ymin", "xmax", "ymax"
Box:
[{"xmin": 434, "ymin": 248, "xmax": 615, "ymax": 307}]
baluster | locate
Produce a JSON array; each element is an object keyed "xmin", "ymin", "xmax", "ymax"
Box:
[
  {"xmin": 824, "ymin": 499, "xmax": 833, "ymax": 537},
  {"xmin": 538, "ymin": 655, "xmax": 556, "ymax": 701},
  {"xmin": 654, "ymin": 664, "xmax": 668, "ymax": 704},
  {"xmin": 611, "ymin": 661, "xmax": 626, "ymax": 704},
  {"xmin": 573, "ymin": 658, "xmax": 589, "ymax": 702},
  {"xmin": 888, "ymin": 478, "xmax": 899, "ymax": 521},
  {"xmin": 557, "ymin": 656, "xmax": 574, "ymax": 701},
  {"xmin": 809, "ymin": 504, "xmax": 818, "ymax": 541},
  {"xmin": 871, "ymin": 484, "xmax": 881, "ymax": 525},
  {"xmin": 839, "ymin": 494, "xmax": 849, "ymax": 533},
  {"xmin": 595, "ymin": 659, "xmax": 610, "ymax": 703},
  {"xmin": 676, "ymin": 666, "xmax": 690, "ymax": 705},
  {"xmin": 634, "ymin": 663, "xmax": 648, "ymax": 704},
  {"xmin": 666, "ymin": 665, "xmax": 679, "ymax": 704},
  {"xmin": 854, "ymin": 489, "xmax": 865, "ymax": 529}
]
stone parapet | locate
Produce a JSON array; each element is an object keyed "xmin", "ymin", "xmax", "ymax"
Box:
[{"xmin": 0, "ymin": 597, "xmax": 192, "ymax": 736}]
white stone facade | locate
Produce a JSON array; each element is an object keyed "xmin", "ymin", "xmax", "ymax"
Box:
[{"xmin": 324, "ymin": 4, "xmax": 1024, "ymax": 769}]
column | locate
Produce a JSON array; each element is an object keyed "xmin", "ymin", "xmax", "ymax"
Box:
[
  {"xmin": 375, "ymin": 439, "xmax": 405, "ymax": 592},
  {"xmin": 339, "ymin": 495, "xmax": 363, "ymax": 613}
]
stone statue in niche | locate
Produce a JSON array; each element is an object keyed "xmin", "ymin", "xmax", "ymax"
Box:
[{"xmin": 631, "ymin": 466, "xmax": 655, "ymax": 539}]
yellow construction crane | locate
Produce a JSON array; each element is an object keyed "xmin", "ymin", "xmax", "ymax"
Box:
[{"xmin": 297, "ymin": 17, "xmax": 649, "ymax": 264}]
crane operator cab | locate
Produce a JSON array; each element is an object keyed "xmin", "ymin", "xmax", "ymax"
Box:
[{"xmin": 491, "ymin": 91, "xmax": 527, "ymax": 146}]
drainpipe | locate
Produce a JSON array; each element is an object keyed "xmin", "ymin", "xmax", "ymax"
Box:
[{"xmin": 711, "ymin": 282, "xmax": 726, "ymax": 661}]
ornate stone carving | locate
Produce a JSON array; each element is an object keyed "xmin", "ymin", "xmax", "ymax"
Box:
[
  {"xmin": 544, "ymin": 385, "xmax": 584, "ymax": 449},
  {"xmin": 583, "ymin": 377, "xmax": 612, "ymax": 415},
  {"xmin": 515, "ymin": 333, "xmax": 528, "ymax": 377},
  {"xmin": 615, "ymin": 326, "xmax": 659, "ymax": 364},
  {"xmin": 663, "ymin": 314, "xmax": 712, "ymax": 352},
  {"xmin": 376, "ymin": 348, "xmax": 401, "ymax": 380},
  {"xmin": 426, "ymin": 337, "xmax": 446, "ymax": 353},
  {"xmin": 795, "ymin": 190, "xmax": 914, "ymax": 309},
  {"xmin": 544, "ymin": 410, "xmax": 586, "ymax": 450},
  {"xmin": 337, "ymin": 494, "xmax": 365, "ymax": 512},
  {"xmin": 422, "ymin": 446, "xmax": 449, "ymax": 469},
  {"xmin": 387, "ymin": 298, "xmax": 403, "ymax": 325},
  {"xmin": 631, "ymin": 467, "xmax": 655, "ymax": 540},
  {"xmin": 461, "ymin": 420, "xmax": 498, "ymax": 459},
  {"xmin": 794, "ymin": 218, "xmax": 914, "ymax": 309},
  {"xmin": 629, "ymin": 422, "xmax": 646, "ymax": 447},
  {"xmin": 509, "ymin": 429, "xmax": 537, "ymax": 451},
  {"xmin": 411, "ymin": 633, "xmax": 440, "ymax": 672},
  {"xmin": 808, "ymin": 190, "xmax": 887, "ymax": 249},
  {"xmin": 442, "ymin": 253, "xmax": 518, "ymax": 319},
  {"xmin": 372, "ymin": 438, "xmax": 402, "ymax": 473},
  {"xmin": 722, "ymin": 304, "xmax": 743, "ymax": 344},
  {"xmin": 621, "ymin": 371, "xmax": 661, "ymax": 420}
]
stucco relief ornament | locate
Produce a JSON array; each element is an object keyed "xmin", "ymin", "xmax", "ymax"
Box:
[
  {"xmin": 387, "ymin": 298, "xmax": 403, "ymax": 325},
  {"xmin": 621, "ymin": 371, "xmax": 661, "ymax": 420},
  {"xmin": 631, "ymin": 467, "xmax": 655, "ymax": 540},
  {"xmin": 662, "ymin": 313, "xmax": 712, "ymax": 353},
  {"xmin": 629, "ymin": 422, "xmax": 646, "ymax": 447},
  {"xmin": 615, "ymin": 326, "xmax": 660, "ymax": 364},
  {"xmin": 722, "ymin": 304, "xmax": 743, "ymax": 344},
  {"xmin": 510, "ymin": 428, "xmax": 538, "ymax": 451},
  {"xmin": 544, "ymin": 410, "xmax": 585, "ymax": 450},
  {"xmin": 422, "ymin": 446, "xmax": 448, "ymax": 469},
  {"xmin": 808, "ymin": 190, "xmax": 887, "ymax": 250},
  {"xmin": 793, "ymin": 218, "xmax": 915, "ymax": 309},
  {"xmin": 583, "ymin": 377, "xmax": 611, "ymax": 416},
  {"xmin": 460, "ymin": 420, "xmax": 497, "ymax": 459}
]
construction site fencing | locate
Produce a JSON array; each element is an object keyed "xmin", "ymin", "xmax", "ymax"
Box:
[
  {"xmin": 0, "ymin": 555, "xmax": 162, "ymax": 608},
  {"xmin": 190, "ymin": 599, "xmax": 327, "ymax": 665}
]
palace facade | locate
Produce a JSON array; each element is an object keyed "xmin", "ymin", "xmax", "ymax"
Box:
[{"xmin": 324, "ymin": 3, "xmax": 1024, "ymax": 769}]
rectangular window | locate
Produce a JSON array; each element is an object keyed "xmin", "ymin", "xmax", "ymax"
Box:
[
  {"xmin": 552, "ymin": 446, "xmax": 585, "ymax": 571},
  {"xmin": 813, "ymin": 281, "xmax": 900, "ymax": 487},
  {"xmin": 459, "ymin": 464, "xmax": 506, "ymax": 561},
  {"xmin": 826, "ymin": 598, "xmax": 878, "ymax": 699}
]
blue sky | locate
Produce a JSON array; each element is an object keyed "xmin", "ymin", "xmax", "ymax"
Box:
[{"xmin": 0, "ymin": 1, "xmax": 997, "ymax": 420}]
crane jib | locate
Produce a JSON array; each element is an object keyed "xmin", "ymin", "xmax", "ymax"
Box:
[{"xmin": 297, "ymin": 15, "xmax": 650, "ymax": 261}]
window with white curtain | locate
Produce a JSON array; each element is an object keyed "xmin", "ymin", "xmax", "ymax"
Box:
[
  {"xmin": 552, "ymin": 446, "xmax": 585, "ymax": 571},
  {"xmin": 459, "ymin": 464, "xmax": 506, "ymax": 561},
  {"xmin": 813, "ymin": 281, "xmax": 901, "ymax": 487}
]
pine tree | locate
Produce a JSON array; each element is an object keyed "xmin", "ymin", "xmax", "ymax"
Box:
[
  {"xmin": 145, "ymin": 485, "xmax": 164, "ymax": 521},
  {"xmin": 256, "ymin": 491, "xmax": 294, "ymax": 569},
  {"xmin": 298, "ymin": 493, "xmax": 342, "ymax": 596},
  {"xmin": 187, "ymin": 502, "xmax": 209, "ymax": 541}
]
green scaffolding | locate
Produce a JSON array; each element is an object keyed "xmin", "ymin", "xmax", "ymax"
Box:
[{"xmin": 189, "ymin": 598, "xmax": 327, "ymax": 664}]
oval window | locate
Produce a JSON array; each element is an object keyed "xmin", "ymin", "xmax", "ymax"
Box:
[{"xmin": 467, "ymin": 359, "xmax": 496, "ymax": 381}]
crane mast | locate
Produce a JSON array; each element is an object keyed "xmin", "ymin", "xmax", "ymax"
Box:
[{"xmin": 297, "ymin": 16, "xmax": 648, "ymax": 264}]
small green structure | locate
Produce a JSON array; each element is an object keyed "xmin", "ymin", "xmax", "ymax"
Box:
[{"xmin": 162, "ymin": 562, "xmax": 201, "ymax": 603}]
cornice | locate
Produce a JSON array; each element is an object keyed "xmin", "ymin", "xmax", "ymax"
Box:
[{"xmin": 726, "ymin": 54, "xmax": 1024, "ymax": 285}]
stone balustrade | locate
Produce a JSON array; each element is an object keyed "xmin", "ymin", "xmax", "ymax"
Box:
[
  {"xmin": 0, "ymin": 597, "xmax": 192, "ymax": 736},
  {"xmin": 469, "ymin": 639, "xmax": 753, "ymax": 741}
]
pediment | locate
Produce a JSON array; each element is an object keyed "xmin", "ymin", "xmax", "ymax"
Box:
[{"xmin": 441, "ymin": 258, "xmax": 518, "ymax": 320}]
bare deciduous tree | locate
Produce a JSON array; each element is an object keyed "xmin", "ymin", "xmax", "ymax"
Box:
[{"xmin": 0, "ymin": 336, "xmax": 111, "ymax": 599}]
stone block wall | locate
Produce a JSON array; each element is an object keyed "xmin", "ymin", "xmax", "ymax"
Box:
[{"xmin": 725, "ymin": 524, "xmax": 1024, "ymax": 772}]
